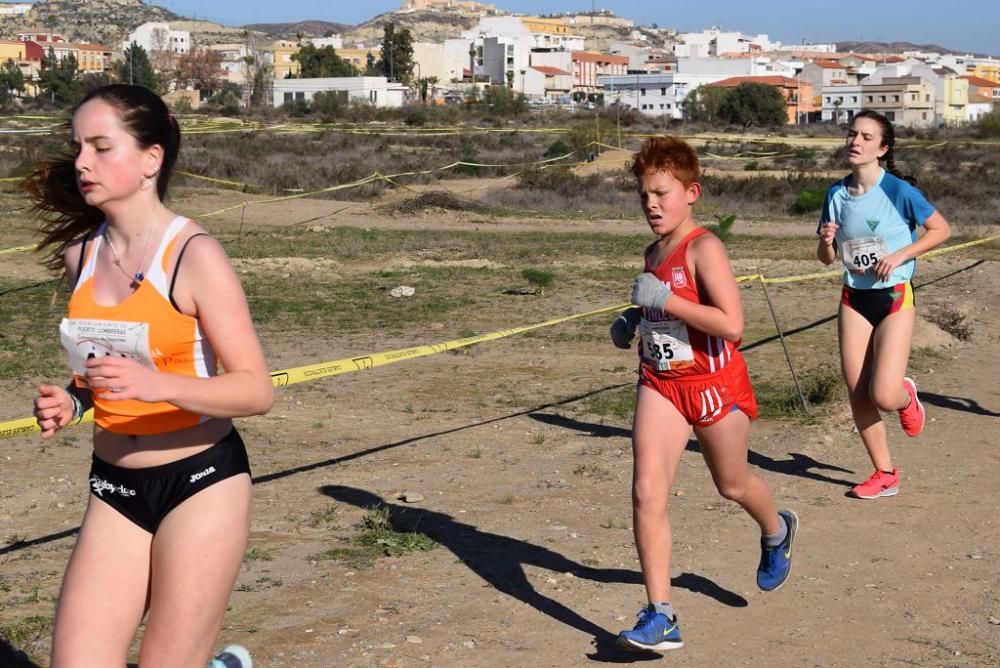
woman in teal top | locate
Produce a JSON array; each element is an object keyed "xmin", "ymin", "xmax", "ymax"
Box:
[{"xmin": 817, "ymin": 109, "xmax": 951, "ymax": 500}]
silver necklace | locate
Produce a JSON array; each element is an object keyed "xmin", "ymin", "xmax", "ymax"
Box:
[{"xmin": 103, "ymin": 229, "xmax": 153, "ymax": 286}]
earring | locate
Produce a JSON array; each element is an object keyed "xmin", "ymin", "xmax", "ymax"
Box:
[{"xmin": 140, "ymin": 170, "xmax": 159, "ymax": 191}]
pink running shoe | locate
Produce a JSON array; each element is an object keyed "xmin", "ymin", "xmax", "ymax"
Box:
[
  {"xmin": 851, "ymin": 469, "xmax": 899, "ymax": 499},
  {"xmin": 898, "ymin": 377, "xmax": 925, "ymax": 437}
]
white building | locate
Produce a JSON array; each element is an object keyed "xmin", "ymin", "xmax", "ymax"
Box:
[
  {"xmin": 966, "ymin": 94, "xmax": 994, "ymax": 122},
  {"xmin": 413, "ymin": 41, "xmax": 468, "ymax": 84},
  {"xmin": 820, "ymin": 84, "xmax": 863, "ymax": 123},
  {"xmin": 598, "ymin": 72, "xmax": 736, "ymax": 119},
  {"xmin": 675, "ymin": 28, "xmax": 777, "ymax": 57},
  {"xmin": 596, "ymin": 57, "xmax": 798, "ymax": 119},
  {"xmin": 306, "ymin": 36, "xmax": 344, "ymax": 50},
  {"xmin": 0, "ymin": 3, "xmax": 31, "ymax": 15},
  {"xmin": 123, "ymin": 22, "xmax": 190, "ymax": 56},
  {"xmin": 271, "ymin": 77, "xmax": 406, "ymax": 108},
  {"xmin": 599, "ymin": 73, "xmax": 679, "ymax": 117},
  {"xmin": 207, "ymin": 43, "xmax": 252, "ymax": 85},
  {"xmin": 462, "ymin": 15, "xmax": 585, "ymax": 88},
  {"xmin": 520, "ymin": 65, "xmax": 573, "ymax": 99},
  {"xmin": 677, "ymin": 57, "xmax": 795, "ymax": 78}
]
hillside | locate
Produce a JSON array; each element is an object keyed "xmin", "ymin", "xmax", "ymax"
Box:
[
  {"xmin": 344, "ymin": 9, "xmax": 480, "ymax": 45},
  {"xmin": 241, "ymin": 20, "xmax": 354, "ymax": 41},
  {"xmin": 0, "ymin": 0, "xmax": 177, "ymax": 44},
  {"xmin": 0, "ymin": 0, "xmax": 260, "ymax": 48},
  {"xmin": 836, "ymin": 40, "xmax": 977, "ymax": 56}
]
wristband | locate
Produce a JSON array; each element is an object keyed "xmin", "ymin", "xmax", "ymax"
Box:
[{"xmin": 69, "ymin": 393, "xmax": 84, "ymax": 421}]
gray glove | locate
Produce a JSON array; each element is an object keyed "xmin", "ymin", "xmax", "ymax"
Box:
[
  {"xmin": 610, "ymin": 307, "xmax": 642, "ymax": 349},
  {"xmin": 631, "ymin": 273, "xmax": 673, "ymax": 311}
]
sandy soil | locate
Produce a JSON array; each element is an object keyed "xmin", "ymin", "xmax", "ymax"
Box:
[{"xmin": 1, "ymin": 186, "xmax": 998, "ymax": 668}]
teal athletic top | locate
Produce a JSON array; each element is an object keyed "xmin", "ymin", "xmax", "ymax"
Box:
[{"xmin": 818, "ymin": 168, "xmax": 936, "ymax": 290}]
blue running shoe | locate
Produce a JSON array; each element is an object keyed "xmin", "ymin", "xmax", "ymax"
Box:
[
  {"xmin": 757, "ymin": 509, "xmax": 798, "ymax": 591},
  {"xmin": 208, "ymin": 644, "xmax": 252, "ymax": 668},
  {"xmin": 616, "ymin": 605, "xmax": 683, "ymax": 652}
]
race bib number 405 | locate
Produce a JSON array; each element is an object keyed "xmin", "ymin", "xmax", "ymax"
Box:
[
  {"xmin": 842, "ymin": 236, "xmax": 889, "ymax": 272},
  {"xmin": 639, "ymin": 318, "xmax": 694, "ymax": 372},
  {"xmin": 60, "ymin": 318, "xmax": 156, "ymax": 377}
]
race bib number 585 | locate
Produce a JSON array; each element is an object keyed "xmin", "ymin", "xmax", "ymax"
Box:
[{"xmin": 639, "ymin": 318, "xmax": 694, "ymax": 372}]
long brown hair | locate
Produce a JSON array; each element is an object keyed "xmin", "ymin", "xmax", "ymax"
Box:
[{"xmin": 23, "ymin": 84, "xmax": 182, "ymax": 272}]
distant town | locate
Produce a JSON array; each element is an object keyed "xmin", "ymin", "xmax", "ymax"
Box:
[{"xmin": 1, "ymin": 0, "xmax": 998, "ymax": 126}]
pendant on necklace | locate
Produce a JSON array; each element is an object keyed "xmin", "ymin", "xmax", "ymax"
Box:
[{"xmin": 134, "ymin": 271, "xmax": 145, "ymax": 283}]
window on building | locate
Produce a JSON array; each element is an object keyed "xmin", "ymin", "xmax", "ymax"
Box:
[
  {"xmin": 892, "ymin": 95, "xmax": 899, "ymax": 102},
  {"xmin": 851, "ymin": 96, "xmax": 857, "ymax": 103},
  {"xmin": 661, "ymin": 87, "xmax": 666, "ymax": 95},
  {"xmin": 925, "ymin": 94, "xmax": 930, "ymax": 102},
  {"xmin": 640, "ymin": 88, "xmax": 646, "ymax": 95},
  {"xmin": 370, "ymin": 90, "xmax": 378, "ymax": 103},
  {"xmin": 885, "ymin": 111, "xmax": 895, "ymax": 121},
  {"xmin": 922, "ymin": 112, "xmax": 927, "ymax": 119},
  {"xmin": 825, "ymin": 96, "xmax": 831, "ymax": 103},
  {"xmin": 879, "ymin": 95, "xmax": 886, "ymax": 102},
  {"xmin": 866, "ymin": 95, "xmax": 872, "ymax": 102}
]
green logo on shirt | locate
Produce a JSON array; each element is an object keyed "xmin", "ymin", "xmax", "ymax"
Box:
[{"xmin": 866, "ymin": 218, "xmax": 880, "ymax": 232}]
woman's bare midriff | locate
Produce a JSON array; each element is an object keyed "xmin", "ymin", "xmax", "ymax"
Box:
[{"xmin": 93, "ymin": 417, "xmax": 234, "ymax": 468}]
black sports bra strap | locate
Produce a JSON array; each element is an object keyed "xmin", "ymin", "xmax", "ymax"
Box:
[
  {"xmin": 73, "ymin": 230, "xmax": 93, "ymax": 289},
  {"xmin": 168, "ymin": 233, "xmax": 211, "ymax": 311}
]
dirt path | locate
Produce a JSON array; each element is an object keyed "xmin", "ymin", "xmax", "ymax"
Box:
[{"xmin": 1, "ymin": 191, "xmax": 998, "ymax": 667}]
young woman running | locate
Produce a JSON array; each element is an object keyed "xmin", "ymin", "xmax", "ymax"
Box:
[
  {"xmin": 817, "ymin": 109, "xmax": 951, "ymax": 499},
  {"xmin": 27, "ymin": 84, "xmax": 272, "ymax": 667}
]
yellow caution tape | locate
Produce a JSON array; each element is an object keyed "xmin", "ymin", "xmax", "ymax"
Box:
[
  {"xmin": 0, "ymin": 244, "xmax": 34, "ymax": 256},
  {"xmin": 0, "ymin": 302, "xmax": 628, "ymax": 440},
  {"xmin": 177, "ymin": 170, "xmax": 261, "ymax": 190},
  {"xmin": 2, "ymin": 233, "xmax": 998, "ymax": 439}
]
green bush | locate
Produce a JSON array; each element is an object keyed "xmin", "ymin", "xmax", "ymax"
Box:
[
  {"xmin": 976, "ymin": 106, "xmax": 1000, "ymax": 138},
  {"xmin": 789, "ymin": 189, "xmax": 824, "ymax": 214},
  {"xmin": 545, "ymin": 138, "xmax": 573, "ymax": 158}
]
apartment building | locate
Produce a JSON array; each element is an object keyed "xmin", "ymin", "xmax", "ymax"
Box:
[
  {"xmin": 866, "ymin": 60, "xmax": 968, "ymax": 126},
  {"xmin": 861, "ymin": 76, "xmax": 935, "ymax": 127},
  {"xmin": 529, "ymin": 50, "xmax": 628, "ymax": 94},
  {"xmin": 820, "ymin": 84, "xmax": 863, "ymax": 123},
  {"xmin": 269, "ymin": 40, "xmax": 301, "ymax": 79}
]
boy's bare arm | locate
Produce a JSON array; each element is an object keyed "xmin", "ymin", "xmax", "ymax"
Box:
[{"xmin": 664, "ymin": 235, "xmax": 744, "ymax": 341}]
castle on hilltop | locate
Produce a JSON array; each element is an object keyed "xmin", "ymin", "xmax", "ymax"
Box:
[{"xmin": 401, "ymin": 0, "xmax": 497, "ymax": 14}]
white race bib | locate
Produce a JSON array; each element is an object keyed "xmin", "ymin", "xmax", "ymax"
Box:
[
  {"xmin": 639, "ymin": 318, "xmax": 694, "ymax": 372},
  {"xmin": 842, "ymin": 236, "xmax": 889, "ymax": 272},
  {"xmin": 60, "ymin": 318, "xmax": 156, "ymax": 378}
]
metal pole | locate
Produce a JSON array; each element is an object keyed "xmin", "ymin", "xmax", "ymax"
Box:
[{"xmin": 758, "ymin": 275, "xmax": 810, "ymax": 412}]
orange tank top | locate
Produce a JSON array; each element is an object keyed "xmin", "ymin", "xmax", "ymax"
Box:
[{"xmin": 59, "ymin": 216, "xmax": 217, "ymax": 435}]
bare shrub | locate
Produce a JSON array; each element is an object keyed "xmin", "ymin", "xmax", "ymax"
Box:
[{"xmin": 927, "ymin": 305, "xmax": 973, "ymax": 341}]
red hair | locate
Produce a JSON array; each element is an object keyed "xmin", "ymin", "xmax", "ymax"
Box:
[{"xmin": 631, "ymin": 136, "xmax": 700, "ymax": 187}]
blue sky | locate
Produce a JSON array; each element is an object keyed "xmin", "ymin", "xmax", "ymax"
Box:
[{"xmin": 54, "ymin": 1, "xmax": 1000, "ymax": 54}]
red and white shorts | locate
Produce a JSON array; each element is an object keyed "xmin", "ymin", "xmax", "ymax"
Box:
[{"xmin": 638, "ymin": 351, "xmax": 758, "ymax": 427}]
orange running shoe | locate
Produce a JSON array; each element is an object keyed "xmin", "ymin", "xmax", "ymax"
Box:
[
  {"xmin": 851, "ymin": 468, "xmax": 899, "ymax": 499},
  {"xmin": 898, "ymin": 377, "xmax": 925, "ymax": 437}
]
